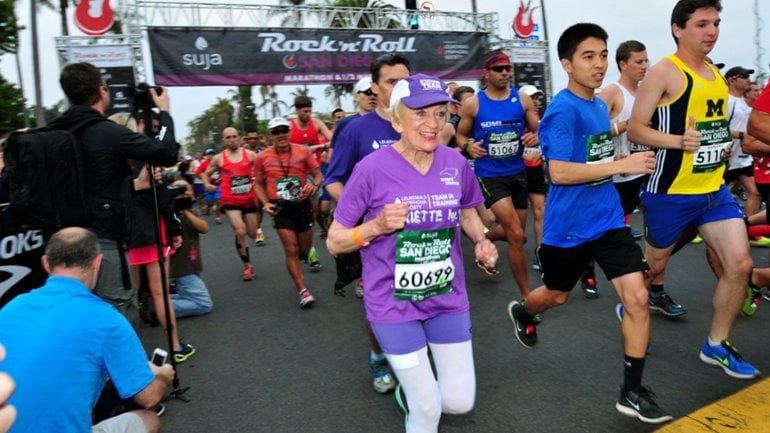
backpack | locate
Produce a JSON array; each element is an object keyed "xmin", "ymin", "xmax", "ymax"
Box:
[{"xmin": 2, "ymin": 118, "xmax": 104, "ymax": 230}]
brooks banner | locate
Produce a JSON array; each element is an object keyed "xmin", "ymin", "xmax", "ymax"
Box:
[{"xmin": 148, "ymin": 27, "xmax": 488, "ymax": 86}]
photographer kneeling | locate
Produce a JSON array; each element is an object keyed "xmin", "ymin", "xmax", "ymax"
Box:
[{"xmin": 169, "ymin": 180, "xmax": 213, "ymax": 317}]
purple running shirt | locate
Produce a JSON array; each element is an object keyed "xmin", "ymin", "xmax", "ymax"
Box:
[{"xmin": 334, "ymin": 145, "xmax": 483, "ymax": 324}]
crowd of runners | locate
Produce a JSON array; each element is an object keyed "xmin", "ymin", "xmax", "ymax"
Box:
[{"xmin": 2, "ymin": 0, "xmax": 770, "ymax": 432}]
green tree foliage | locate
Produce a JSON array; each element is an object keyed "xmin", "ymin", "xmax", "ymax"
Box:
[
  {"xmin": 259, "ymin": 85, "xmax": 289, "ymax": 120},
  {"xmin": 322, "ymin": 0, "xmax": 397, "ymax": 109},
  {"xmin": 0, "ymin": 0, "xmax": 20, "ymax": 54},
  {"xmin": 187, "ymin": 96, "xmax": 236, "ymax": 150},
  {"xmin": 325, "ymin": 0, "xmax": 400, "ymax": 29},
  {"xmin": 0, "ymin": 74, "xmax": 26, "ymax": 128},
  {"xmin": 228, "ymin": 85, "xmax": 258, "ymax": 133}
]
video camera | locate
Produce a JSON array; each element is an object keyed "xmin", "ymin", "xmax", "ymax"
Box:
[{"xmin": 128, "ymin": 83, "xmax": 163, "ymax": 111}]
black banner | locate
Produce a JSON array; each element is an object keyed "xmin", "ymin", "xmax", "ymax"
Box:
[
  {"xmin": 148, "ymin": 27, "xmax": 488, "ymax": 86},
  {"xmin": 512, "ymin": 47, "xmax": 547, "ymax": 116},
  {"xmin": 0, "ymin": 208, "xmax": 47, "ymax": 308}
]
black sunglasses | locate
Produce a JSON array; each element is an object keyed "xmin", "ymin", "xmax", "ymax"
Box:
[
  {"xmin": 244, "ymin": 136, "xmax": 259, "ymax": 140},
  {"xmin": 270, "ymin": 127, "xmax": 290, "ymax": 135},
  {"xmin": 358, "ymin": 89, "xmax": 375, "ymax": 96},
  {"xmin": 489, "ymin": 65, "xmax": 512, "ymax": 73}
]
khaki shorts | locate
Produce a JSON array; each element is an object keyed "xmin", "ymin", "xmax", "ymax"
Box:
[{"xmin": 92, "ymin": 411, "xmax": 146, "ymax": 433}]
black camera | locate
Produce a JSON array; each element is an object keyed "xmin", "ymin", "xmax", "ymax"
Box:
[
  {"xmin": 174, "ymin": 196, "xmax": 193, "ymax": 212},
  {"xmin": 129, "ymin": 83, "xmax": 163, "ymax": 110}
]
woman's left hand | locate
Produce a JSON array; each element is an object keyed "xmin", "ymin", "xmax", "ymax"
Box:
[{"xmin": 473, "ymin": 238, "xmax": 498, "ymax": 270}]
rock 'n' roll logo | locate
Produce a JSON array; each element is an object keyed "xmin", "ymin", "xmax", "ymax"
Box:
[
  {"xmin": 512, "ymin": 0, "xmax": 540, "ymax": 39},
  {"xmin": 283, "ymin": 55, "xmax": 298, "ymax": 69},
  {"xmin": 74, "ymin": 0, "xmax": 114, "ymax": 35}
]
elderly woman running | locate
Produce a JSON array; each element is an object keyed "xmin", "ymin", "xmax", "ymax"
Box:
[{"xmin": 327, "ymin": 73, "xmax": 497, "ymax": 433}]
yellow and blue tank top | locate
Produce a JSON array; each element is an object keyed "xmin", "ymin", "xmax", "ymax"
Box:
[{"xmin": 646, "ymin": 55, "xmax": 730, "ymax": 195}]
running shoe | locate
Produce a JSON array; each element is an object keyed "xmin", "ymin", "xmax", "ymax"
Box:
[
  {"xmin": 630, "ymin": 229, "xmax": 644, "ymax": 240},
  {"xmin": 615, "ymin": 303, "xmax": 624, "ymax": 323},
  {"xmin": 689, "ymin": 235, "xmax": 703, "ymax": 244},
  {"xmin": 615, "ymin": 303, "xmax": 652, "ymax": 354},
  {"xmin": 255, "ymin": 231, "xmax": 265, "ymax": 246},
  {"xmin": 581, "ymin": 273, "xmax": 599, "ymax": 299},
  {"xmin": 395, "ymin": 383, "xmax": 409, "ymax": 428},
  {"xmin": 298, "ymin": 288, "xmax": 315, "ymax": 308},
  {"xmin": 242, "ymin": 264, "xmax": 254, "ymax": 281},
  {"xmin": 750, "ymin": 236, "xmax": 770, "ymax": 247},
  {"xmin": 616, "ymin": 386, "xmax": 673, "ymax": 424},
  {"xmin": 369, "ymin": 355, "xmax": 396, "ymax": 394},
  {"xmin": 475, "ymin": 259, "xmax": 500, "ymax": 276},
  {"xmin": 138, "ymin": 291, "xmax": 159, "ymax": 327},
  {"xmin": 508, "ymin": 300, "xmax": 537, "ymax": 348},
  {"xmin": 215, "ymin": 217, "xmax": 223, "ymax": 224},
  {"xmin": 308, "ymin": 247, "xmax": 322, "ymax": 272},
  {"xmin": 763, "ymin": 289, "xmax": 770, "ymax": 303},
  {"xmin": 355, "ymin": 280, "xmax": 364, "ymax": 298},
  {"xmin": 532, "ymin": 248, "xmax": 540, "ymax": 271},
  {"xmin": 699, "ymin": 340, "xmax": 760, "ymax": 379},
  {"xmin": 741, "ymin": 286, "xmax": 762, "ymax": 317},
  {"xmin": 174, "ymin": 343, "xmax": 196, "ymax": 364},
  {"xmin": 152, "ymin": 403, "xmax": 166, "ymax": 417},
  {"xmin": 648, "ymin": 292, "xmax": 687, "ymax": 317}
]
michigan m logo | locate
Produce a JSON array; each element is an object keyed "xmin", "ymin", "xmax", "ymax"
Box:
[{"xmin": 706, "ymin": 99, "xmax": 724, "ymax": 118}]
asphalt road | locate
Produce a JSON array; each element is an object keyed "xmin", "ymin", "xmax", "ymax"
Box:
[{"xmin": 137, "ymin": 210, "xmax": 770, "ymax": 433}]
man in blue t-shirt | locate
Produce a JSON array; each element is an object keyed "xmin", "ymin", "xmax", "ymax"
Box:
[
  {"xmin": 456, "ymin": 51, "xmax": 540, "ymax": 299},
  {"xmin": 323, "ymin": 53, "xmax": 411, "ymax": 396},
  {"xmin": 505, "ymin": 23, "xmax": 671, "ymax": 425},
  {"xmin": 0, "ymin": 228, "xmax": 174, "ymax": 433}
]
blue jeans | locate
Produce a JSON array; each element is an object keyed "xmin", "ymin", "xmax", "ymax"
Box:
[{"xmin": 171, "ymin": 274, "xmax": 213, "ymax": 318}]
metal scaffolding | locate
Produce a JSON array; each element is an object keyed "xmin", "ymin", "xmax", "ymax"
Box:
[
  {"xmin": 55, "ymin": 2, "xmax": 554, "ymax": 100},
  {"xmin": 122, "ymin": 1, "xmax": 498, "ymax": 34},
  {"xmin": 54, "ymin": 34, "xmax": 147, "ymax": 82}
]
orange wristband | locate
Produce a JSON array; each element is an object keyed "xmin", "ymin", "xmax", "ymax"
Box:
[{"xmin": 352, "ymin": 226, "xmax": 369, "ymax": 247}]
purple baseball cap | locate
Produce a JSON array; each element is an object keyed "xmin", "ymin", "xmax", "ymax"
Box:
[{"xmin": 389, "ymin": 73, "xmax": 459, "ymax": 111}]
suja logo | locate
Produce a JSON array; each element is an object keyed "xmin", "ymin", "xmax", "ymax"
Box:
[{"xmin": 182, "ymin": 36, "xmax": 223, "ymax": 71}]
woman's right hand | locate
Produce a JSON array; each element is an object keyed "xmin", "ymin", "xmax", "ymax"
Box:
[{"xmin": 374, "ymin": 202, "xmax": 410, "ymax": 235}]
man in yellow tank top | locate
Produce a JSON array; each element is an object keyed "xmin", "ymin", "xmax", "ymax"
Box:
[{"xmin": 628, "ymin": 0, "xmax": 759, "ymax": 380}]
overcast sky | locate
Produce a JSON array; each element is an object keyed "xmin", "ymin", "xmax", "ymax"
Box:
[{"xmin": 2, "ymin": 0, "xmax": 768, "ymax": 144}]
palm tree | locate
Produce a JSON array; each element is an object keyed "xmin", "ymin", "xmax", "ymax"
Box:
[
  {"xmin": 228, "ymin": 86, "xmax": 258, "ymax": 132},
  {"xmin": 290, "ymin": 85, "xmax": 312, "ymax": 99},
  {"xmin": 273, "ymin": 0, "xmax": 318, "ymax": 28},
  {"xmin": 324, "ymin": 0, "xmax": 400, "ymax": 29},
  {"xmin": 323, "ymin": 84, "xmax": 349, "ymax": 110},
  {"xmin": 259, "ymin": 85, "xmax": 289, "ymax": 119},
  {"xmin": 321, "ymin": 0, "xmax": 398, "ymax": 110}
]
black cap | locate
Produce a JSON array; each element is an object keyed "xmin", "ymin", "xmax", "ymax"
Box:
[{"xmin": 725, "ymin": 66, "xmax": 755, "ymax": 78}]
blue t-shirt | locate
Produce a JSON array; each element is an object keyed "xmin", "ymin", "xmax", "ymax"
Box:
[
  {"xmin": 323, "ymin": 110, "xmax": 399, "ymax": 187},
  {"xmin": 329, "ymin": 114, "xmax": 361, "ymax": 150},
  {"xmin": 539, "ymin": 89, "xmax": 624, "ymax": 247},
  {"xmin": 0, "ymin": 276, "xmax": 154, "ymax": 433},
  {"xmin": 472, "ymin": 89, "xmax": 527, "ymax": 178}
]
